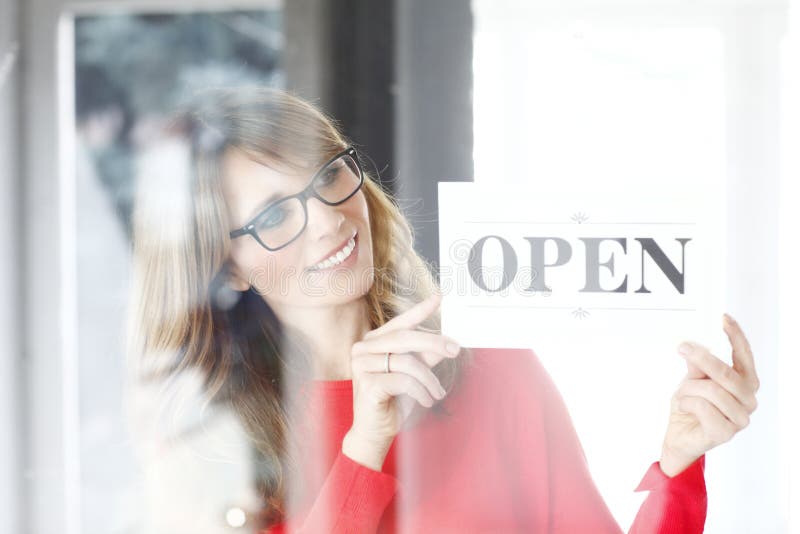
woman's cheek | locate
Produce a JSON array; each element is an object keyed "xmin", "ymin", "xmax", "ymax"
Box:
[{"xmin": 246, "ymin": 253, "xmax": 284, "ymax": 294}]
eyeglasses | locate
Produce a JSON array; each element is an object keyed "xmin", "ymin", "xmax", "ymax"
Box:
[{"xmin": 229, "ymin": 147, "xmax": 364, "ymax": 251}]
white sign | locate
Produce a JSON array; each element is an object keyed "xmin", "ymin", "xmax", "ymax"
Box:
[{"xmin": 438, "ymin": 181, "xmax": 729, "ymax": 360}]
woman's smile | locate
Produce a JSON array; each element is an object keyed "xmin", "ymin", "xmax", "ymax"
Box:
[{"xmin": 306, "ymin": 230, "xmax": 359, "ymax": 273}]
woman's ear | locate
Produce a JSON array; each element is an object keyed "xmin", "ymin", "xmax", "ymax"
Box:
[
  {"xmin": 211, "ymin": 264, "xmax": 248, "ymax": 311},
  {"xmin": 225, "ymin": 263, "xmax": 250, "ymax": 292}
]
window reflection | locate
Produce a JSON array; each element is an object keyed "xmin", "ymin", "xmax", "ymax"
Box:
[{"xmin": 72, "ymin": 8, "xmax": 283, "ymax": 533}]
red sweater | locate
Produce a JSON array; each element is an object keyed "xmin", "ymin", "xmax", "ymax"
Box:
[{"xmin": 263, "ymin": 347, "xmax": 707, "ymax": 533}]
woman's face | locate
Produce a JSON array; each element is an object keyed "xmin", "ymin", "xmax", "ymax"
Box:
[{"xmin": 220, "ymin": 146, "xmax": 375, "ymax": 310}]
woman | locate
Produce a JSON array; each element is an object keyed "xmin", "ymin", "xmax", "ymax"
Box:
[{"xmin": 127, "ymin": 86, "xmax": 760, "ymax": 533}]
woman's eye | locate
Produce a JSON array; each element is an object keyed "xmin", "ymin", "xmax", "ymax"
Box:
[
  {"xmin": 258, "ymin": 208, "xmax": 286, "ymax": 229},
  {"xmin": 318, "ymin": 167, "xmax": 338, "ymax": 186}
]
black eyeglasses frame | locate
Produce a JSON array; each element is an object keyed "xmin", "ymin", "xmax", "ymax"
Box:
[{"xmin": 228, "ymin": 147, "xmax": 364, "ymax": 252}]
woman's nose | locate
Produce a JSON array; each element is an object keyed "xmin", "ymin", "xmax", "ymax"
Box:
[{"xmin": 305, "ymin": 197, "xmax": 345, "ymax": 238}]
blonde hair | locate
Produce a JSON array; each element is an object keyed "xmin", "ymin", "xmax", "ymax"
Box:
[{"xmin": 126, "ymin": 86, "xmax": 472, "ymax": 528}]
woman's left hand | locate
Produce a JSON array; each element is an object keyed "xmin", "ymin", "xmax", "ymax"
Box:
[{"xmin": 659, "ymin": 313, "xmax": 760, "ymax": 477}]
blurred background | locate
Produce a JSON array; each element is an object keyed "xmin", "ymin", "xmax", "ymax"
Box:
[{"xmin": 0, "ymin": 0, "xmax": 798, "ymax": 533}]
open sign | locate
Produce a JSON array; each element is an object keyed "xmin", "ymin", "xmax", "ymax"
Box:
[
  {"xmin": 465, "ymin": 235, "xmax": 692, "ymax": 295},
  {"xmin": 438, "ymin": 182, "xmax": 726, "ymax": 352}
]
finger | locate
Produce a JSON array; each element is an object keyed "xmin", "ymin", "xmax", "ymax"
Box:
[
  {"xmin": 397, "ymin": 394, "xmax": 416, "ymax": 421},
  {"xmin": 723, "ymin": 313, "xmax": 759, "ymax": 392},
  {"xmin": 382, "ymin": 351, "xmax": 452, "ymax": 369},
  {"xmin": 363, "ymin": 293, "xmax": 442, "ymax": 341},
  {"xmin": 685, "ymin": 360, "xmax": 706, "ymax": 380},
  {"xmin": 351, "ymin": 351, "xmax": 446, "ymax": 401},
  {"xmin": 678, "ymin": 342, "xmax": 754, "ymax": 409},
  {"xmin": 678, "ymin": 395, "xmax": 738, "ymax": 445},
  {"xmin": 677, "ymin": 378, "xmax": 751, "ymax": 428},
  {"xmin": 371, "ymin": 371, "xmax": 437, "ymax": 408},
  {"xmin": 353, "ymin": 329, "xmax": 460, "ymax": 365},
  {"xmin": 414, "ymin": 350, "xmax": 457, "ymax": 368}
]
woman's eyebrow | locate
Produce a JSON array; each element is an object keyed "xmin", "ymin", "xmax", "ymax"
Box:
[{"xmin": 243, "ymin": 166, "xmax": 318, "ymax": 223}]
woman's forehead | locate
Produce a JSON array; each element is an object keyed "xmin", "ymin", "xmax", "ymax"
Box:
[{"xmin": 221, "ymin": 147, "xmax": 312, "ymax": 189}]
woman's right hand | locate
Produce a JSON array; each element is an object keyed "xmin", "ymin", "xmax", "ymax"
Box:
[{"xmin": 341, "ymin": 293, "xmax": 462, "ymax": 471}]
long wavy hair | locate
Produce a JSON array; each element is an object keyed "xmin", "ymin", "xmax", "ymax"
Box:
[{"xmin": 125, "ymin": 86, "xmax": 473, "ymax": 528}]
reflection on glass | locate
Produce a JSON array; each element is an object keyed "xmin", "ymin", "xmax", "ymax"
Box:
[
  {"xmin": 72, "ymin": 8, "xmax": 283, "ymax": 534},
  {"xmin": 128, "ymin": 85, "xmax": 467, "ymax": 533},
  {"xmin": 128, "ymin": 85, "xmax": 748, "ymax": 534},
  {"xmin": 68, "ymin": 4, "xmax": 765, "ymax": 534}
]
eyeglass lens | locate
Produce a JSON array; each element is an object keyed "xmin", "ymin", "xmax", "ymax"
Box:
[{"xmin": 253, "ymin": 153, "xmax": 362, "ymax": 249}]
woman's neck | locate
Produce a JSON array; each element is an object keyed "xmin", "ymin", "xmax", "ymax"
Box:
[{"xmin": 272, "ymin": 297, "xmax": 371, "ymax": 381}]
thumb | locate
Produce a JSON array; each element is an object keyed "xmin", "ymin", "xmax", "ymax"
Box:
[
  {"xmin": 685, "ymin": 359, "xmax": 706, "ymax": 379},
  {"xmin": 687, "ymin": 363, "xmax": 706, "ymax": 379},
  {"xmin": 678, "ymin": 341, "xmax": 707, "ymax": 379}
]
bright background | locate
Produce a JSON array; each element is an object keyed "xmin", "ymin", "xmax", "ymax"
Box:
[{"xmin": 471, "ymin": 1, "xmax": 797, "ymax": 533}]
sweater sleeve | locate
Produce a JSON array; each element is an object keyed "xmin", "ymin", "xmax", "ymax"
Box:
[
  {"xmin": 509, "ymin": 349, "xmax": 707, "ymax": 533},
  {"xmin": 629, "ymin": 454, "xmax": 707, "ymax": 533},
  {"xmin": 260, "ymin": 449, "xmax": 399, "ymax": 534}
]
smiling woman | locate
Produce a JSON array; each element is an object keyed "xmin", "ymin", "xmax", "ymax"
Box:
[
  {"xmin": 126, "ymin": 86, "xmax": 470, "ymax": 529},
  {"xmin": 125, "ymin": 86, "xmax": 757, "ymax": 533}
]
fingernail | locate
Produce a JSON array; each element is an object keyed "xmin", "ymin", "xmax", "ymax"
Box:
[
  {"xmin": 678, "ymin": 342, "xmax": 693, "ymax": 355},
  {"xmin": 446, "ymin": 342, "xmax": 461, "ymax": 355},
  {"xmin": 724, "ymin": 313, "xmax": 734, "ymax": 325}
]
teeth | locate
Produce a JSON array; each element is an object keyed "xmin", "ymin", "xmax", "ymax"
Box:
[{"xmin": 312, "ymin": 236, "xmax": 355, "ymax": 271}]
